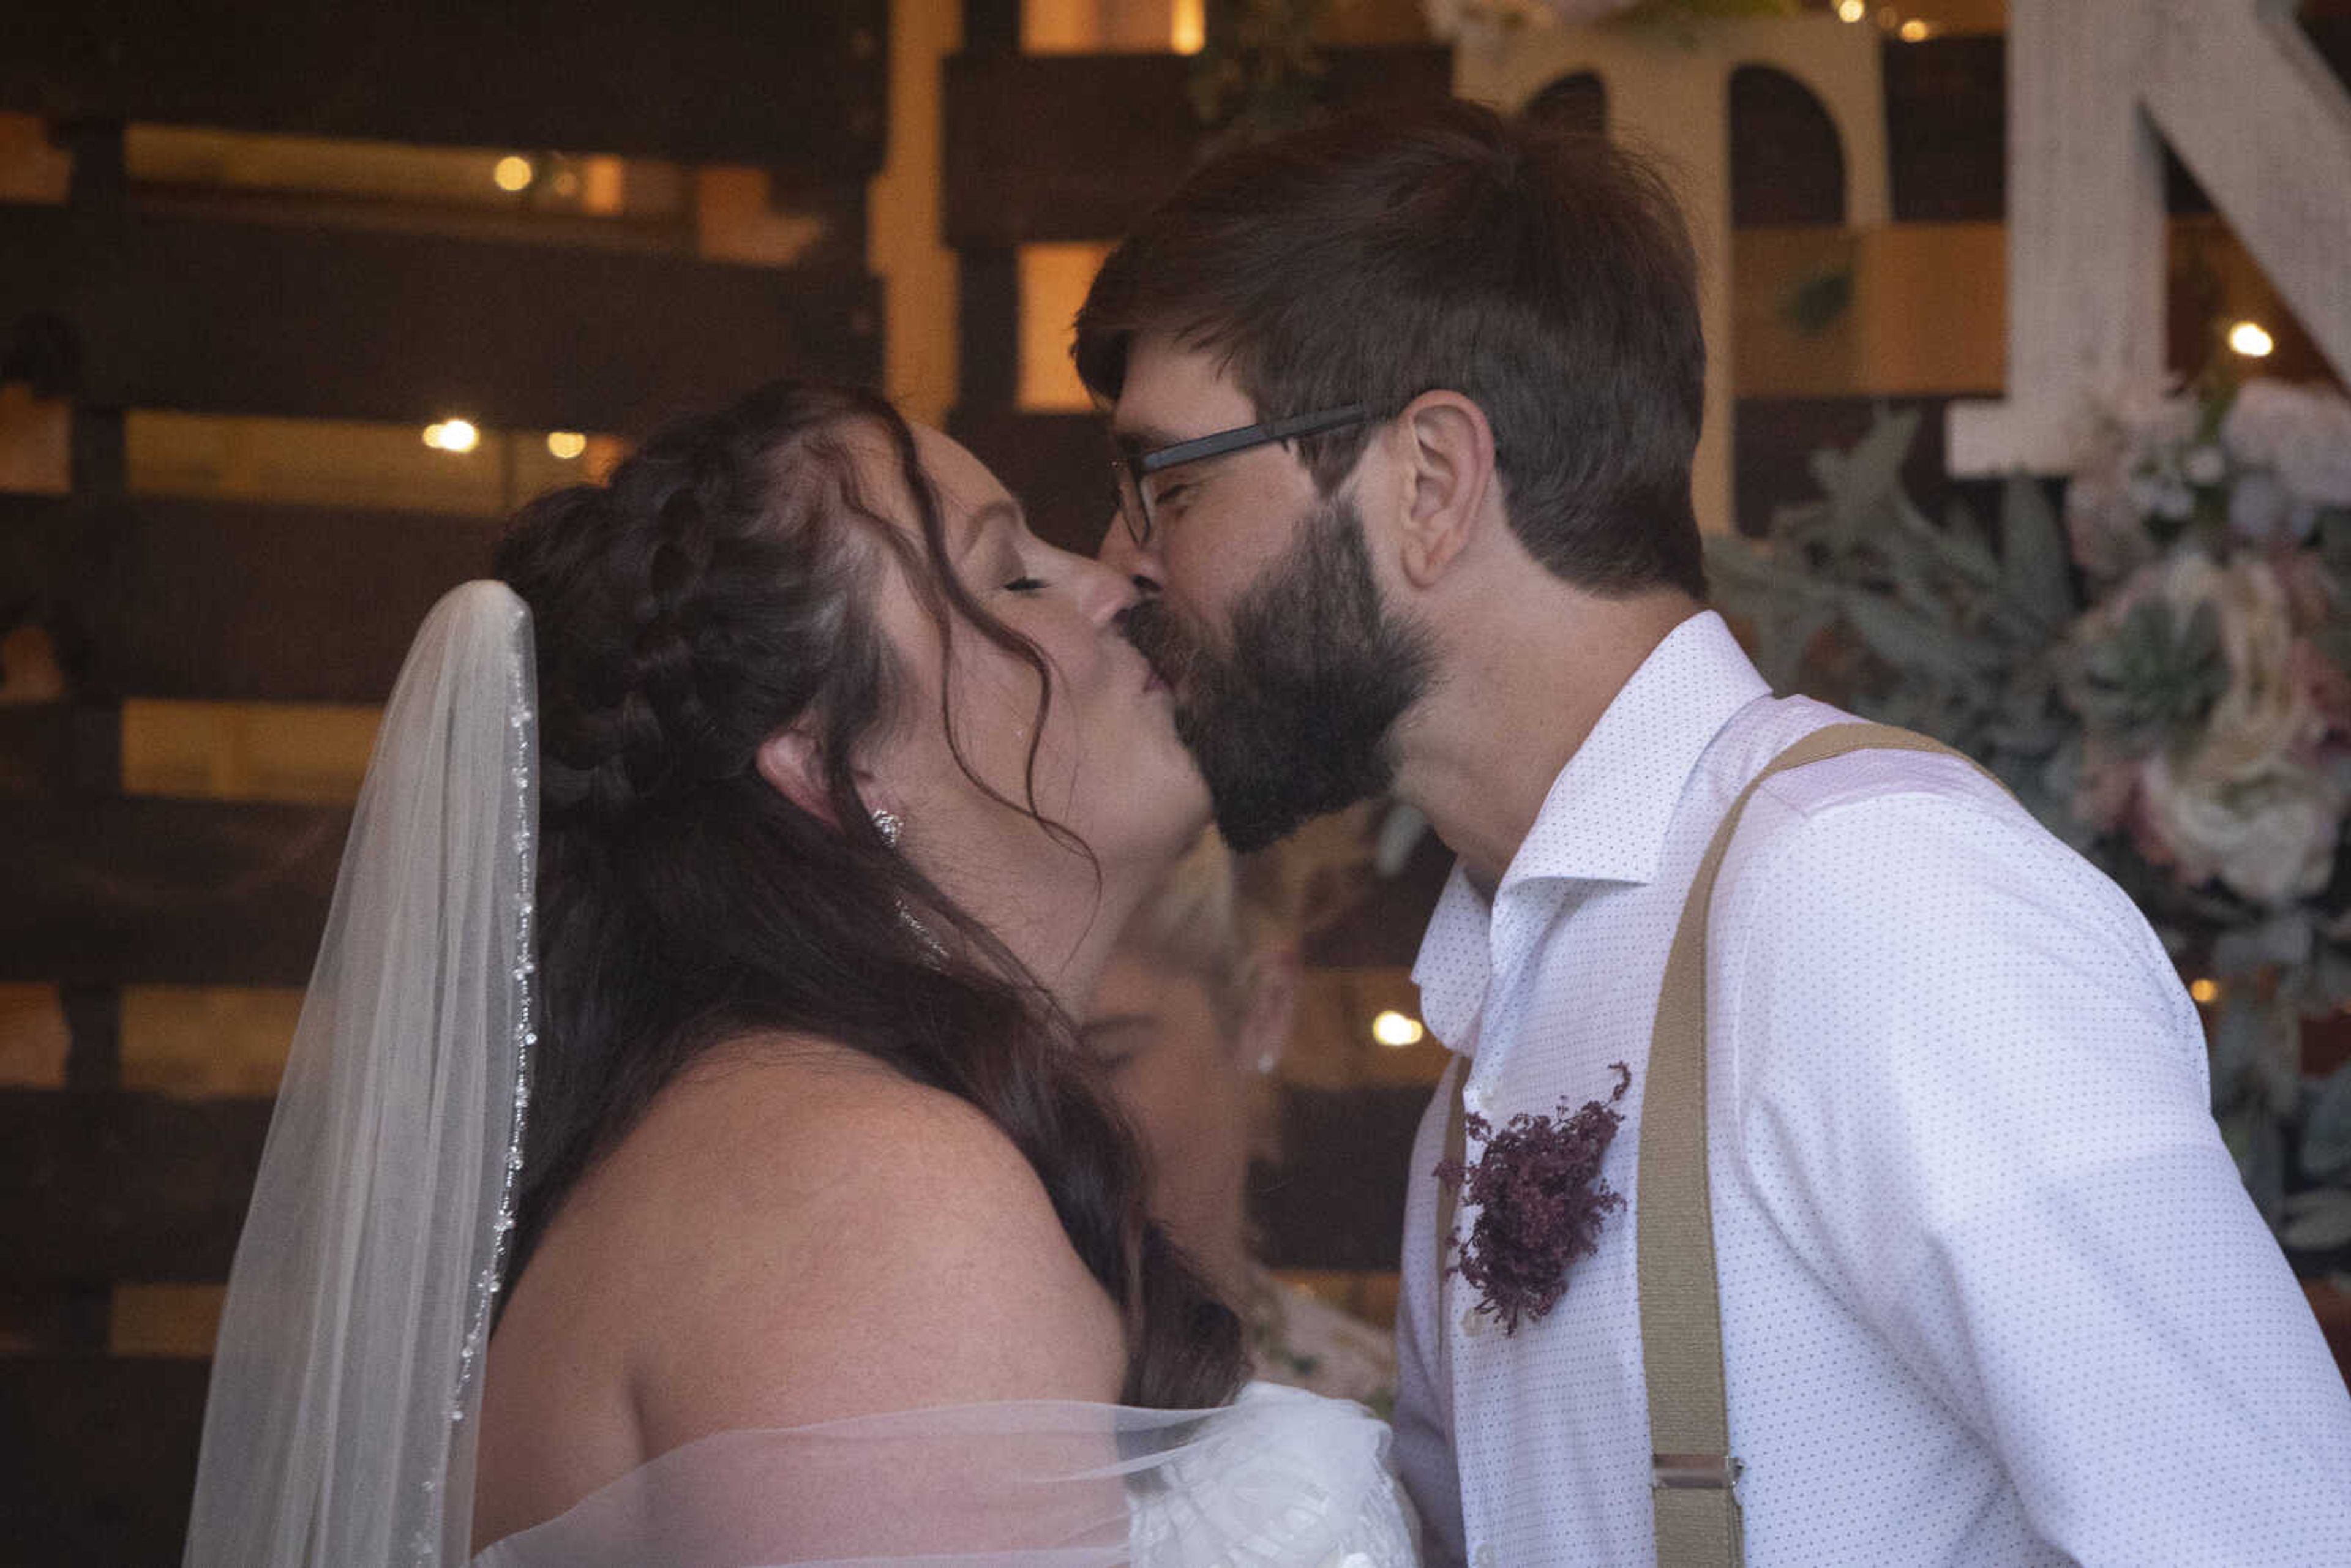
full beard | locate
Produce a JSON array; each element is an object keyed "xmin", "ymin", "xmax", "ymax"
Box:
[{"xmin": 1122, "ymin": 493, "xmax": 1434, "ymax": 854}]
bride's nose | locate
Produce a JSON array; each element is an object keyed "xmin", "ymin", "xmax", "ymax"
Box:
[{"xmin": 1057, "ymin": 548, "xmax": 1142, "ymax": 628}]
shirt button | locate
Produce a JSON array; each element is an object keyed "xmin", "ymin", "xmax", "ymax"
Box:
[
  {"xmin": 1460, "ymin": 1305, "xmax": 1487, "ymax": 1340},
  {"xmin": 1474, "ymin": 1545, "xmax": 1497, "ymax": 1568}
]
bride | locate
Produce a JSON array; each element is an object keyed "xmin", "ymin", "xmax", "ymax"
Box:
[{"xmin": 179, "ymin": 380, "xmax": 1417, "ymax": 1566}]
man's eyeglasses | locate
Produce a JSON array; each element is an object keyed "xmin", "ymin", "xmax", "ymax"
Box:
[{"xmin": 1111, "ymin": 403, "xmax": 1370, "ymax": 547}]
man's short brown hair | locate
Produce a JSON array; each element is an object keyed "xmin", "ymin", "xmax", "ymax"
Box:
[{"xmin": 1075, "ymin": 100, "xmax": 1707, "ymax": 599}]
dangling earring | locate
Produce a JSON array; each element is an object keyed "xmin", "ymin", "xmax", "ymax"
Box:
[{"xmin": 870, "ymin": 807, "xmax": 945, "ymax": 961}]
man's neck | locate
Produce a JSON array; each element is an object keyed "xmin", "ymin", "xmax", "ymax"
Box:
[{"xmin": 1394, "ymin": 581, "xmax": 1701, "ymax": 890}]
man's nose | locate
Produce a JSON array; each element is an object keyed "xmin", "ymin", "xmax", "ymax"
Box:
[{"xmin": 1095, "ymin": 516, "xmax": 1163, "ymax": 596}]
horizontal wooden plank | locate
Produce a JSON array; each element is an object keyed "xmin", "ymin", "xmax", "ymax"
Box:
[
  {"xmin": 0, "ymin": 0, "xmax": 886, "ymax": 175},
  {"xmin": 943, "ymin": 47, "xmax": 1455, "ymax": 247},
  {"xmin": 0, "ymin": 206, "xmax": 880, "ymax": 429},
  {"xmin": 0, "ymin": 1354, "xmax": 209, "ymax": 1567},
  {"xmin": 3, "ymin": 493, "xmax": 497, "ymax": 703},
  {"xmin": 0, "ymin": 704, "xmax": 116, "ymax": 796},
  {"xmin": 1, "ymin": 797, "xmax": 343, "ymax": 986},
  {"xmin": 1254, "ymin": 1084, "xmax": 1429, "ymax": 1272},
  {"xmin": 949, "ymin": 27, "xmax": 2351, "ymax": 242},
  {"xmin": 0, "ymin": 1080, "xmax": 1420, "ymax": 1285},
  {"xmin": 0, "ymin": 1091, "xmax": 273, "ymax": 1283}
]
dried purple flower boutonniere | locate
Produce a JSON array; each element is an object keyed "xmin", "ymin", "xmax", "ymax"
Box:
[{"xmin": 1434, "ymin": 1063, "xmax": 1632, "ymax": 1335}]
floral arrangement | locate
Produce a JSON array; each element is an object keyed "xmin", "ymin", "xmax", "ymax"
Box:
[
  {"xmin": 1708, "ymin": 377, "xmax": 2351, "ymax": 1272},
  {"xmin": 1436, "ymin": 1065, "xmax": 1633, "ymax": 1332}
]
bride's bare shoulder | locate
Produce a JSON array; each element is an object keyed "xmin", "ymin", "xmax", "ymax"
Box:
[{"xmin": 607, "ymin": 1035, "xmax": 1127, "ymax": 1441}]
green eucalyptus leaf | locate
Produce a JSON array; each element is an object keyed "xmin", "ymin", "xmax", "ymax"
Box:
[
  {"xmin": 2208, "ymin": 996, "xmax": 2264, "ymax": 1112},
  {"xmin": 1818, "ymin": 408, "xmax": 1921, "ymax": 546},
  {"xmin": 2218, "ymin": 1102, "xmax": 2287, "ymax": 1223},
  {"xmin": 2303, "ymin": 1061, "xmax": 2351, "ymax": 1183},
  {"xmin": 2000, "ymin": 474, "xmax": 2074, "ymax": 634},
  {"xmin": 2279, "ymin": 1188, "xmax": 2351, "ymax": 1252},
  {"xmin": 2213, "ymin": 913, "xmax": 2315, "ymax": 978}
]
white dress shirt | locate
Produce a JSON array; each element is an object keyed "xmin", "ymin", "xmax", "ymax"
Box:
[{"xmin": 1392, "ymin": 611, "xmax": 2351, "ymax": 1568}]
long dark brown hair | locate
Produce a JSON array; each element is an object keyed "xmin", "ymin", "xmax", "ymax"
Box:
[{"xmin": 493, "ymin": 379, "xmax": 1243, "ymax": 1410}]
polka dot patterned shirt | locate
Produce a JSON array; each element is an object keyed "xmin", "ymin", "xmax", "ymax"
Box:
[{"xmin": 1390, "ymin": 612, "xmax": 2351, "ymax": 1568}]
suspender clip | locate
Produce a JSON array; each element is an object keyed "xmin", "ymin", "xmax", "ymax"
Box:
[{"xmin": 1653, "ymin": 1453, "xmax": 1742, "ymax": 1491}]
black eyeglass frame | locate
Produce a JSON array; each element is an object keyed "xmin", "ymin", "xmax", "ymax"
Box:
[{"xmin": 1111, "ymin": 403, "xmax": 1371, "ymax": 547}]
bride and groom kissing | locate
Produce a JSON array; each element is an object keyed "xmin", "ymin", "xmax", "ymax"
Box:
[{"xmin": 184, "ymin": 101, "xmax": 2351, "ymax": 1566}]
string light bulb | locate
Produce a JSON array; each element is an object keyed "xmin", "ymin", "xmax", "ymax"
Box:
[
  {"xmin": 1899, "ymin": 18, "xmax": 1931, "ymax": 40},
  {"xmin": 1371, "ymin": 1010, "xmax": 1427, "ymax": 1048},
  {"xmin": 2228, "ymin": 320, "xmax": 2276, "ymax": 358},
  {"xmin": 493, "ymin": 155, "xmax": 535, "ymax": 193},
  {"xmin": 2190, "ymin": 978, "xmax": 2221, "ymax": 1005},
  {"xmin": 423, "ymin": 419, "xmax": 481, "ymax": 454},
  {"xmin": 1837, "ymin": 0, "xmax": 1865, "ymax": 20},
  {"xmin": 546, "ymin": 430, "xmax": 587, "ymax": 460}
]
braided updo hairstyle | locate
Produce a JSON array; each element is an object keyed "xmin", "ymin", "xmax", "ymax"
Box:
[{"xmin": 493, "ymin": 380, "xmax": 1243, "ymax": 1411}]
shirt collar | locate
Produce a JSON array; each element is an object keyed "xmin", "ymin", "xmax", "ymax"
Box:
[
  {"xmin": 1411, "ymin": 610, "xmax": 1768, "ymax": 1048},
  {"xmin": 1497, "ymin": 609, "xmax": 1769, "ymax": 894}
]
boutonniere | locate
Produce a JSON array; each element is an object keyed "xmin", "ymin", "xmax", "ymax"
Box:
[{"xmin": 1434, "ymin": 1063, "xmax": 1632, "ymax": 1335}]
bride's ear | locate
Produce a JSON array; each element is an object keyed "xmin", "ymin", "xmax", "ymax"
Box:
[{"xmin": 755, "ymin": 726, "xmax": 838, "ymax": 824}]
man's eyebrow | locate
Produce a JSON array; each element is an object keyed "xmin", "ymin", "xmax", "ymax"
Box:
[
  {"xmin": 1079, "ymin": 1011, "xmax": 1157, "ymax": 1036},
  {"xmin": 1109, "ymin": 419, "xmax": 1190, "ymax": 450}
]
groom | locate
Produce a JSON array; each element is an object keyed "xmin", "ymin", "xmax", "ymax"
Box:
[{"xmin": 1080, "ymin": 102, "xmax": 2351, "ymax": 1566}]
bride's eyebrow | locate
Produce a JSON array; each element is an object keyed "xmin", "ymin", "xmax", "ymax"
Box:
[{"xmin": 956, "ymin": 498, "xmax": 1027, "ymax": 556}]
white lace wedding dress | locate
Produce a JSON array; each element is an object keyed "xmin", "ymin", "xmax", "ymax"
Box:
[{"xmin": 473, "ymin": 1380, "xmax": 1419, "ymax": 1567}]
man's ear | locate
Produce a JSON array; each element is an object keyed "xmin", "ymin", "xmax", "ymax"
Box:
[
  {"xmin": 1390, "ymin": 391, "xmax": 1496, "ymax": 591},
  {"xmin": 754, "ymin": 726, "xmax": 839, "ymax": 824}
]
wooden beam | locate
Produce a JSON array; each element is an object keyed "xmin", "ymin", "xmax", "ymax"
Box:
[
  {"xmin": 0, "ymin": 0, "xmax": 888, "ymax": 176},
  {"xmin": 942, "ymin": 47, "xmax": 1455, "ymax": 247},
  {"xmin": 3, "ymin": 493, "xmax": 498, "ymax": 704},
  {"xmin": 0, "ymin": 1090, "xmax": 272, "ymax": 1283},
  {"xmin": 1, "ymin": 797, "xmax": 343, "ymax": 986},
  {"xmin": 0, "ymin": 1354, "xmax": 209, "ymax": 1568},
  {"xmin": 0, "ymin": 1077, "xmax": 1423, "ymax": 1286},
  {"xmin": 0, "ymin": 206, "xmax": 881, "ymax": 430}
]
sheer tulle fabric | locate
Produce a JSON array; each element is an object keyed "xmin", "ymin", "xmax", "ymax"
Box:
[
  {"xmin": 473, "ymin": 1382, "xmax": 1417, "ymax": 1567},
  {"xmin": 184, "ymin": 583, "xmax": 536, "ymax": 1568}
]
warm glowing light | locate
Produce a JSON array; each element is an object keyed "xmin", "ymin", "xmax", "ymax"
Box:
[
  {"xmin": 1899, "ymin": 18, "xmax": 1931, "ymax": 40},
  {"xmin": 2190, "ymin": 978, "xmax": 2221, "ymax": 1005},
  {"xmin": 422, "ymin": 419, "xmax": 481, "ymax": 454},
  {"xmin": 492, "ymin": 155, "xmax": 535, "ymax": 193},
  {"xmin": 546, "ymin": 430, "xmax": 588, "ymax": 460},
  {"xmin": 1371, "ymin": 1010, "xmax": 1427, "ymax": 1048},
  {"xmin": 1836, "ymin": 0, "xmax": 1866, "ymax": 21},
  {"xmin": 2229, "ymin": 320, "xmax": 2276, "ymax": 358},
  {"xmin": 1172, "ymin": 0, "xmax": 1206, "ymax": 54}
]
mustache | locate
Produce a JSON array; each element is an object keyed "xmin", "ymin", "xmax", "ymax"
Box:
[{"xmin": 1117, "ymin": 595, "xmax": 1199, "ymax": 688}]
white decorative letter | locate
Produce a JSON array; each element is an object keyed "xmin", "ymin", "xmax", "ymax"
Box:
[{"xmin": 1951, "ymin": 0, "xmax": 2351, "ymax": 476}]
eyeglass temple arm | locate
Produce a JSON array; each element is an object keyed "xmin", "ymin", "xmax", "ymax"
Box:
[{"xmin": 1134, "ymin": 403, "xmax": 1370, "ymax": 475}]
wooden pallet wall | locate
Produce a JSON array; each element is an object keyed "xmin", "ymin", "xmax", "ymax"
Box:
[{"xmin": 0, "ymin": 4, "xmax": 888, "ymax": 1559}]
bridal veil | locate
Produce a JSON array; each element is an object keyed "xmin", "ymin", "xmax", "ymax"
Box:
[{"xmin": 184, "ymin": 581, "xmax": 536, "ymax": 1567}]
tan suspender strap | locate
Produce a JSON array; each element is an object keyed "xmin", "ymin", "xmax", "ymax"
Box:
[
  {"xmin": 1640, "ymin": 721, "xmax": 1978, "ymax": 1566},
  {"xmin": 1437, "ymin": 1056, "xmax": 1469, "ymax": 1286}
]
